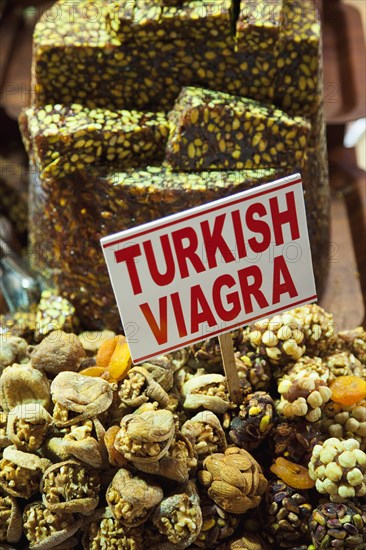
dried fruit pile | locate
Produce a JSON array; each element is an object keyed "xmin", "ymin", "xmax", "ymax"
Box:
[{"xmin": 0, "ymin": 303, "xmax": 365, "ymax": 549}]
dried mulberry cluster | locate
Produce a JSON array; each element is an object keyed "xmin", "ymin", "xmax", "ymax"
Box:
[{"xmin": 0, "ymin": 303, "xmax": 365, "ymax": 549}]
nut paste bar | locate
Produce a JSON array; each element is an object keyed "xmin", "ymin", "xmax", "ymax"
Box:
[
  {"xmin": 165, "ymin": 86, "xmax": 311, "ymax": 171},
  {"xmin": 20, "ymin": 104, "xmax": 169, "ymax": 178},
  {"xmin": 106, "ymin": 0, "xmax": 233, "ymax": 46},
  {"xmin": 274, "ymin": 0, "xmax": 321, "ymax": 113},
  {"xmin": 236, "ymin": 0, "xmax": 284, "ymax": 52}
]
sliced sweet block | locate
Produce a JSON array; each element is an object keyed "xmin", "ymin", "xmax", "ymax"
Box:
[
  {"xmin": 20, "ymin": 105, "xmax": 169, "ymax": 178},
  {"xmin": 274, "ymin": 0, "xmax": 321, "ymax": 114},
  {"xmin": 105, "ymin": 0, "xmax": 162, "ymax": 44},
  {"xmin": 32, "ymin": 0, "xmax": 138, "ymax": 110},
  {"xmin": 236, "ymin": 0, "xmax": 284, "ymax": 52},
  {"xmin": 29, "ymin": 164, "xmax": 280, "ymax": 330},
  {"xmin": 106, "ymin": 0, "xmax": 233, "ymax": 47},
  {"xmin": 165, "ymin": 87, "xmax": 311, "ymax": 171}
]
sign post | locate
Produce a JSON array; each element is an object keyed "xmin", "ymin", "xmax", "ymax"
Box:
[{"xmin": 101, "ymin": 173, "xmax": 317, "ymax": 403}]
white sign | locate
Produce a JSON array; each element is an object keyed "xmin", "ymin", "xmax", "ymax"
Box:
[{"xmin": 101, "ymin": 173, "xmax": 317, "ymax": 363}]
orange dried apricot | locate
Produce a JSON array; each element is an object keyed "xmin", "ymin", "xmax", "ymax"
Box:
[
  {"xmin": 96, "ymin": 336, "xmax": 118, "ymax": 369},
  {"xmin": 107, "ymin": 335, "xmax": 132, "ymax": 382},
  {"xmin": 270, "ymin": 457, "xmax": 315, "ymax": 489},
  {"xmin": 330, "ymin": 375, "xmax": 366, "ymax": 406},
  {"xmin": 78, "ymin": 366, "xmax": 106, "ymax": 378},
  {"xmin": 104, "ymin": 425, "xmax": 127, "ymax": 467}
]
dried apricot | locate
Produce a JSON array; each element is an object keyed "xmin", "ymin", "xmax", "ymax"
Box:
[
  {"xmin": 330, "ymin": 375, "xmax": 366, "ymax": 406},
  {"xmin": 96, "ymin": 336, "xmax": 118, "ymax": 369},
  {"xmin": 78, "ymin": 366, "xmax": 107, "ymax": 378},
  {"xmin": 107, "ymin": 335, "xmax": 132, "ymax": 381},
  {"xmin": 104, "ymin": 425, "xmax": 127, "ymax": 467},
  {"xmin": 270, "ymin": 457, "xmax": 315, "ymax": 489}
]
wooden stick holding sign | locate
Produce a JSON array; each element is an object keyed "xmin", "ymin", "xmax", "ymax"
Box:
[{"xmin": 218, "ymin": 332, "xmax": 242, "ymax": 404}]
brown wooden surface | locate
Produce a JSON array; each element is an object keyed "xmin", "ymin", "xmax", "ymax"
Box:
[{"xmin": 0, "ymin": 0, "xmax": 365, "ymax": 328}]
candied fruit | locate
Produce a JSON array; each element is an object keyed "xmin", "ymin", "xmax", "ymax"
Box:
[
  {"xmin": 330, "ymin": 375, "xmax": 366, "ymax": 406},
  {"xmin": 270, "ymin": 457, "xmax": 315, "ymax": 489}
]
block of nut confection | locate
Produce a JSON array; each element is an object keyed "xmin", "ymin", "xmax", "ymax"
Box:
[
  {"xmin": 29, "ymin": 164, "xmax": 280, "ymax": 330},
  {"xmin": 33, "ymin": 0, "xmax": 321, "ymax": 115},
  {"xmin": 274, "ymin": 0, "xmax": 321, "ymax": 114},
  {"xmin": 106, "ymin": 0, "xmax": 233, "ymax": 46},
  {"xmin": 165, "ymin": 87, "xmax": 311, "ymax": 171},
  {"xmin": 19, "ymin": 104, "xmax": 169, "ymax": 178},
  {"xmin": 236, "ymin": 0, "xmax": 284, "ymax": 52},
  {"xmin": 32, "ymin": 0, "xmax": 139, "ymax": 110}
]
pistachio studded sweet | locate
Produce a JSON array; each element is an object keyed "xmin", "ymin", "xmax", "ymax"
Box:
[
  {"xmin": 198, "ymin": 447, "xmax": 267, "ymax": 514},
  {"xmin": 21, "ymin": 104, "xmax": 169, "ymax": 179},
  {"xmin": 165, "ymin": 86, "xmax": 310, "ymax": 171},
  {"xmin": 106, "ymin": 468, "xmax": 163, "ymax": 527},
  {"xmin": 262, "ymin": 478, "xmax": 312, "ymax": 548},
  {"xmin": 246, "ymin": 314, "xmax": 306, "ymax": 365},
  {"xmin": 229, "ymin": 391, "xmax": 276, "ymax": 450},
  {"xmin": 34, "ymin": 290, "xmax": 78, "ymax": 341},
  {"xmin": 309, "ymin": 501, "xmax": 366, "ymax": 549},
  {"xmin": 29, "ymin": 164, "xmax": 278, "ymax": 331},
  {"xmin": 308, "ymin": 438, "xmax": 366, "ymax": 502},
  {"xmin": 23, "ymin": 501, "xmax": 81, "ymax": 550}
]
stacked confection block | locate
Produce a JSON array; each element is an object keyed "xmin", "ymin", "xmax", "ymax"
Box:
[{"xmin": 22, "ymin": 0, "xmax": 329, "ymax": 330}]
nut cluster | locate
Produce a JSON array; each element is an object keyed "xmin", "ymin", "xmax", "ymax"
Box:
[
  {"xmin": 263, "ymin": 478, "xmax": 312, "ymax": 548},
  {"xmin": 321, "ymin": 399, "xmax": 366, "ymax": 451},
  {"xmin": 277, "ymin": 371, "xmax": 332, "ymax": 422},
  {"xmin": 198, "ymin": 447, "xmax": 267, "ymax": 514},
  {"xmin": 308, "ymin": 437, "xmax": 366, "ymax": 502},
  {"xmin": 229, "ymin": 391, "xmax": 276, "ymax": 450},
  {"xmin": 309, "ymin": 501, "xmax": 366, "ymax": 549},
  {"xmin": 246, "ymin": 314, "xmax": 306, "ymax": 365}
]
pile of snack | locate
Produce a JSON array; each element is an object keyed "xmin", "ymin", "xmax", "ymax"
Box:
[
  {"xmin": 20, "ymin": 0, "xmax": 329, "ymax": 330},
  {"xmin": 0, "ymin": 302, "xmax": 365, "ymax": 549}
]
